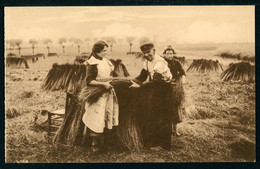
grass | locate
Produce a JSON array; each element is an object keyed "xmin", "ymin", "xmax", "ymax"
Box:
[{"xmin": 5, "ymin": 43, "xmax": 255, "ymax": 163}]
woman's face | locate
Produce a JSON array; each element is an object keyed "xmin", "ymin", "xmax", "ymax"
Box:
[
  {"xmin": 96, "ymin": 46, "xmax": 108, "ymax": 58},
  {"xmin": 165, "ymin": 50, "xmax": 174, "ymax": 59}
]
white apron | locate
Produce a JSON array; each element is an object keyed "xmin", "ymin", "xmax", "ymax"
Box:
[{"xmin": 82, "ymin": 57, "xmax": 119, "ymax": 133}]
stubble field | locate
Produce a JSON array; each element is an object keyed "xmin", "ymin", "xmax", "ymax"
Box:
[{"xmin": 5, "ymin": 43, "xmax": 255, "ymax": 163}]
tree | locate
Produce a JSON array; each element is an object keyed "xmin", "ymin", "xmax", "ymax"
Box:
[
  {"xmin": 69, "ymin": 38, "xmax": 83, "ymax": 53},
  {"xmin": 59, "ymin": 37, "xmax": 67, "ymax": 53},
  {"xmin": 29, "ymin": 39, "xmax": 38, "ymax": 55},
  {"xmin": 43, "ymin": 39, "xmax": 52, "ymax": 53},
  {"xmin": 138, "ymin": 36, "xmax": 150, "ymax": 46},
  {"xmin": 103, "ymin": 36, "xmax": 116, "ymax": 52},
  {"xmin": 6, "ymin": 39, "xmax": 16, "ymax": 51},
  {"xmin": 14, "ymin": 39, "xmax": 23, "ymax": 54},
  {"xmin": 126, "ymin": 36, "xmax": 135, "ymax": 52}
]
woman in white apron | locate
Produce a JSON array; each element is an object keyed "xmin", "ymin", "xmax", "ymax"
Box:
[{"xmin": 82, "ymin": 41, "xmax": 119, "ymax": 153}]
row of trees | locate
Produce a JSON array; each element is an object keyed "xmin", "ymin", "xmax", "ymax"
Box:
[{"xmin": 6, "ymin": 36, "xmax": 151, "ymax": 55}]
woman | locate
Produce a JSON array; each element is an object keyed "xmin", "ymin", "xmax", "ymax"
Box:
[
  {"xmin": 82, "ymin": 41, "xmax": 119, "ymax": 153},
  {"xmin": 162, "ymin": 45, "xmax": 186, "ymax": 136},
  {"xmin": 163, "ymin": 45, "xmax": 186, "ymax": 84}
]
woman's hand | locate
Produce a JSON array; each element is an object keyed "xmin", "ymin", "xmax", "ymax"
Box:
[{"xmin": 103, "ymin": 81, "xmax": 112, "ymax": 90}]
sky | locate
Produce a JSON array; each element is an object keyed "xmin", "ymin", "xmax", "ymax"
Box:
[{"xmin": 5, "ymin": 6, "xmax": 255, "ymax": 45}]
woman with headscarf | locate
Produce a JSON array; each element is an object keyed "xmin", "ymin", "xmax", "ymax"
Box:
[
  {"xmin": 162, "ymin": 45, "xmax": 186, "ymax": 136},
  {"xmin": 163, "ymin": 45, "xmax": 186, "ymax": 84}
]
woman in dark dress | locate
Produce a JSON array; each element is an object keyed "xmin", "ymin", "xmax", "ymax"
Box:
[{"xmin": 163, "ymin": 45, "xmax": 186, "ymax": 136}]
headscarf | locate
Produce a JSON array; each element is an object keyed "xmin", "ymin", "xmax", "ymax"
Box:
[{"xmin": 163, "ymin": 45, "xmax": 176, "ymax": 55}]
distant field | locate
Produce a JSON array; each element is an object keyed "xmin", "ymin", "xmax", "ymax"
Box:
[{"xmin": 5, "ymin": 42, "xmax": 254, "ymax": 65}]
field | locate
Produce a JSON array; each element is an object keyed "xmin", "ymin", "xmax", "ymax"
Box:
[{"xmin": 5, "ymin": 43, "xmax": 255, "ymax": 163}]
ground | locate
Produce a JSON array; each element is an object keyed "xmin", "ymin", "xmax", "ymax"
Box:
[{"xmin": 5, "ymin": 43, "xmax": 255, "ymax": 163}]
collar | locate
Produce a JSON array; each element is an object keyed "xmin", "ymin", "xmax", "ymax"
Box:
[
  {"xmin": 87, "ymin": 56, "xmax": 101, "ymax": 65},
  {"xmin": 87, "ymin": 56, "xmax": 111, "ymax": 66},
  {"xmin": 93, "ymin": 54, "xmax": 102, "ymax": 60}
]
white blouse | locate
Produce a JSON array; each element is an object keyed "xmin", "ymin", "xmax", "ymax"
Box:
[
  {"xmin": 142, "ymin": 54, "xmax": 172, "ymax": 81},
  {"xmin": 86, "ymin": 56, "xmax": 114, "ymax": 79}
]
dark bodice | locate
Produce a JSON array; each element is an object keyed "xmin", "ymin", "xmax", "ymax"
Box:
[{"xmin": 165, "ymin": 58, "xmax": 186, "ymax": 79}]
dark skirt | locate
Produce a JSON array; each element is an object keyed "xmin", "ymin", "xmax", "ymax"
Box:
[{"xmin": 170, "ymin": 77, "xmax": 185, "ymax": 124}]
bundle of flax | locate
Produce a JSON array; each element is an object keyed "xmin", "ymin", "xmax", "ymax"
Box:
[
  {"xmin": 220, "ymin": 62, "xmax": 255, "ymax": 82},
  {"xmin": 187, "ymin": 59, "xmax": 223, "ymax": 72},
  {"xmin": 54, "ymin": 90, "xmax": 86, "ymax": 145},
  {"xmin": 42, "ymin": 63, "xmax": 86, "ymax": 92},
  {"xmin": 78, "ymin": 78, "xmax": 132, "ymax": 105},
  {"xmin": 55, "ymin": 78, "xmax": 182, "ymax": 151},
  {"xmin": 6, "ymin": 57, "xmax": 29, "ymax": 68},
  {"xmin": 55, "ymin": 78, "xmax": 145, "ymax": 151}
]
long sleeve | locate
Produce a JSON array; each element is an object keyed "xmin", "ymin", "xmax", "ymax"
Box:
[
  {"xmin": 153, "ymin": 61, "xmax": 172, "ymax": 81},
  {"xmin": 167, "ymin": 59, "xmax": 186, "ymax": 78},
  {"xmin": 174, "ymin": 59, "xmax": 186, "ymax": 77},
  {"xmin": 133, "ymin": 68, "xmax": 149, "ymax": 85},
  {"xmin": 85, "ymin": 64, "xmax": 98, "ymax": 85}
]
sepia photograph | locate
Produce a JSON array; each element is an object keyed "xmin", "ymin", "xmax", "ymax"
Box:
[{"xmin": 4, "ymin": 6, "xmax": 255, "ymax": 163}]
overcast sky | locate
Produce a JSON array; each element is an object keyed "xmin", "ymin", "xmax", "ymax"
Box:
[{"xmin": 5, "ymin": 6, "xmax": 255, "ymax": 44}]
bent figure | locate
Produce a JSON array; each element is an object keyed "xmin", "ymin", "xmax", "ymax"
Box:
[
  {"xmin": 131, "ymin": 42, "xmax": 172, "ymax": 86},
  {"xmin": 130, "ymin": 42, "xmax": 176, "ymax": 150}
]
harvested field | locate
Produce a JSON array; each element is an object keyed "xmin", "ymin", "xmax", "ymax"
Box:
[{"xmin": 5, "ymin": 43, "xmax": 255, "ymax": 163}]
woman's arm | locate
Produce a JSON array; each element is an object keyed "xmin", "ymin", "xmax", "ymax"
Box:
[
  {"xmin": 86, "ymin": 64, "xmax": 98, "ymax": 85},
  {"xmin": 175, "ymin": 60, "xmax": 186, "ymax": 76},
  {"xmin": 86, "ymin": 64, "xmax": 112, "ymax": 89},
  {"xmin": 89, "ymin": 80, "xmax": 112, "ymax": 89},
  {"xmin": 174, "ymin": 59, "xmax": 186, "ymax": 84}
]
